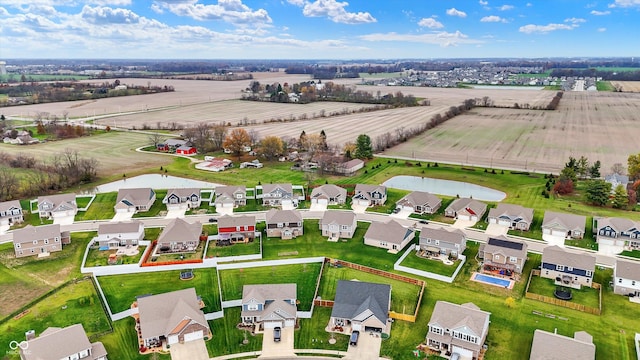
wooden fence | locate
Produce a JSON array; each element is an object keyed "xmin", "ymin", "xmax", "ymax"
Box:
[
  {"xmin": 314, "ymin": 299, "xmax": 334, "ymax": 307},
  {"xmin": 525, "ymin": 269, "xmax": 601, "ymax": 315}
]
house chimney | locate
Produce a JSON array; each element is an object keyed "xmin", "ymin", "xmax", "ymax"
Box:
[{"xmin": 25, "ymin": 330, "xmax": 36, "ymax": 340}]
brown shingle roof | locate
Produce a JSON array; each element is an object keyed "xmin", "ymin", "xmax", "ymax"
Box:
[
  {"xmin": 529, "ymin": 329, "xmax": 595, "ymax": 360},
  {"xmin": 542, "ymin": 211, "xmax": 586, "ymax": 232},
  {"xmin": 397, "ymin": 191, "xmax": 441, "ymax": 208},
  {"xmin": 98, "ymin": 220, "xmax": 143, "ymax": 235},
  {"xmin": 218, "ymin": 214, "xmax": 255, "ymax": 228},
  {"xmin": 320, "ymin": 211, "xmax": 356, "ymax": 226},
  {"xmin": 542, "ymin": 246, "xmax": 595, "ymax": 271},
  {"xmin": 157, "ymin": 218, "xmax": 202, "ymax": 245},
  {"xmin": 428, "ymin": 301, "xmax": 491, "ymax": 339},
  {"xmin": 13, "ymin": 224, "xmax": 61, "ymax": 244},
  {"xmin": 445, "ymin": 198, "xmax": 487, "ymax": 217},
  {"xmin": 419, "ymin": 227, "xmax": 466, "ymax": 245},
  {"xmin": 265, "ymin": 209, "xmax": 303, "ymax": 224},
  {"xmin": 615, "ymin": 259, "xmax": 640, "ymax": 281},
  {"xmin": 488, "ymin": 203, "xmax": 534, "ymax": 224},
  {"xmin": 22, "ymin": 324, "xmax": 104, "ymax": 360},
  {"xmin": 137, "ymin": 288, "xmax": 208, "ymax": 340},
  {"xmin": 364, "ymin": 219, "xmax": 414, "ymax": 245}
]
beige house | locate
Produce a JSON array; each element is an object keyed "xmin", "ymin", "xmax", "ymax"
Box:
[
  {"xmin": 426, "ymin": 301, "xmax": 491, "ymax": 360},
  {"xmin": 529, "ymin": 329, "xmax": 595, "ymax": 360},
  {"xmin": 352, "ymin": 184, "xmax": 387, "ymax": 207},
  {"xmin": 444, "ymin": 198, "xmax": 487, "ymax": 222},
  {"xmin": 156, "ymin": 218, "xmax": 202, "ymax": 254},
  {"xmin": 37, "ymin": 193, "xmax": 77, "ymax": 220},
  {"xmin": 310, "ymin": 184, "xmax": 347, "ymax": 205},
  {"xmin": 162, "ymin": 188, "xmax": 201, "ymax": 210},
  {"xmin": 114, "ymin": 188, "xmax": 156, "ymax": 213},
  {"xmin": 0, "ymin": 199, "xmax": 23, "ymax": 226},
  {"xmin": 214, "ymin": 185, "xmax": 247, "ymax": 209},
  {"xmin": 541, "ymin": 246, "xmax": 595, "ymax": 289},
  {"xmin": 614, "ymin": 259, "xmax": 640, "ymax": 297},
  {"xmin": 135, "ymin": 288, "xmax": 211, "ymax": 349},
  {"xmin": 487, "ymin": 203, "xmax": 534, "ymax": 231},
  {"xmin": 542, "ymin": 211, "xmax": 586, "ymax": 239},
  {"xmin": 20, "ymin": 324, "xmax": 107, "ymax": 360},
  {"xmin": 97, "ymin": 221, "xmax": 144, "ymax": 249},
  {"xmin": 364, "ymin": 219, "xmax": 414, "ymax": 252},
  {"xmin": 395, "ymin": 191, "xmax": 441, "ymax": 214},
  {"xmin": 13, "ymin": 224, "xmax": 70, "ymax": 258},
  {"xmin": 319, "ymin": 211, "xmax": 357, "ymax": 239},
  {"xmin": 241, "ymin": 284, "xmax": 297, "ymax": 329},
  {"xmin": 419, "ymin": 227, "xmax": 467, "ymax": 258},
  {"xmin": 260, "ymin": 183, "xmax": 297, "ymax": 208},
  {"xmin": 329, "ymin": 280, "xmax": 391, "ymax": 335},
  {"xmin": 265, "ymin": 209, "xmax": 303, "ymax": 239},
  {"xmin": 479, "ymin": 236, "xmax": 528, "ymax": 275}
]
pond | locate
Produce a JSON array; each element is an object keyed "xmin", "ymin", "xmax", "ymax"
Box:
[
  {"xmin": 89, "ymin": 174, "xmax": 223, "ymax": 193},
  {"xmin": 382, "ymin": 175, "xmax": 506, "ymax": 201}
]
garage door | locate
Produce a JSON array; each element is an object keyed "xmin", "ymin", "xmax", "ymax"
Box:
[
  {"xmin": 488, "ymin": 218, "xmax": 497, "ymax": 224},
  {"xmin": 285, "ymin": 319, "xmax": 295, "ymax": 327},
  {"xmin": 458, "ymin": 214, "xmax": 471, "ymax": 221},
  {"xmin": 542, "ymin": 228, "xmax": 551, "ymax": 235},
  {"xmin": 264, "ymin": 321, "xmax": 281, "ymax": 329},
  {"xmin": 498, "ymin": 219, "xmax": 510, "ymax": 226},
  {"xmin": 551, "ymin": 229, "xmax": 565, "ymax": 237},
  {"xmin": 168, "ymin": 334, "xmax": 179, "ymax": 345},
  {"xmin": 184, "ymin": 330, "xmax": 203, "ymax": 342},
  {"xmin": 452, "ymin": 346, "xmax": 474, "ymax": 360},
  {"xmin": 470, "ymin": 215, "xmax": 478, "ymax": 222}
]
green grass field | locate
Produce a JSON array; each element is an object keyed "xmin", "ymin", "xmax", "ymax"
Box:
[
  {"xmin": 74, "ymin": 192, "xmax": 117, "ymax": 221},
  {"xmin": 218, "ymin": 263, "xmax": 322, "ymax": 311},
  {"xmin": 597, "ymin": 81, "xmax": 616, "ymax": 91},
  {"xmin": 97, "ymin": 317, "xmax": 171, "ymax": 360},
  {"xmin": 295, "ymin": 306, "xmax": 349, "ymax": 351},
  {"xmin": 84, "ymin": 245, "xmax": 146, "ymax": 267},
  {"xmin": 206, "ymin": 307, "xmax": 262, "ymax": 357},
  {"xmin": 207, "ymin": 239, "xmax": 261, "ymax": 258},
  {"xmin": 527, "ymin": 275, "xmax": 601, "ymax": 309},
  {"xmin": 399, "ymin": 251, "xmax": 462, "ymax": 277},
  {"xmin": 96, "ymin": 268, "xmax": 221, "ymax": 313}
]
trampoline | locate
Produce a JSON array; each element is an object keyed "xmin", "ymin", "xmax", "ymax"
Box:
[{"xmin": 554, "ymin": 287, "xmax": 573, "ymax": 300}]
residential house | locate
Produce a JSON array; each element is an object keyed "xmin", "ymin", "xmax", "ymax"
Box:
[
  {"xmin": 605, "ymin": 173, "xmax": 629, "ymax": 193},
  {"xmin": 614, "ymin": 259, "xmax": 640, "ymax": 297},
  {"xmin": 479, "ymin": 236, "xmax": 528, "ymax": 275},
  {"xmin": 319, "ymin": 211, "xmax": 357, "ymax": 239},
  {"xmin": 425, "ymin": 301, "xmax": 491, "ymax": 360},
  {"xmin": 329, "ymin": 280, "xmax": 391, "ymax": 335},
  {"xmin": 487, "ymin": 203, "xmax": 534, "ymax": 231},
  {"xmin": 20, "ymin": 324, "xmax": 108, "ymax": 360},
  {"xmin": 176, "ymin": 145, "xmax": 196, "ymax": 155},
  {"xmin": 13, "ymin": 224, "xmax": 70, "ymax": 258},
  {"xmin": 196, "ymin": 158, "xmax": 233, "ymax": 172},
  {"xmin": 162, "ymin": 188, "xmax": 201, "ymax": 210},
  {"xmin": 542, "ymin": 211, "xmax": 586, "ymax": 239},
  {"xmin": 529, "ymin": 329, "xmax": 595, "ymax": 360},
  {"xmin": 595, "ymin": 217, "xmax": 640, "ymax": 250},
  {"xmin": 214, "ymin": 185, "xmax": 247, "ymax": 210},
  {"xmin": 158, "ymin": 138, "xmax": 190, "ymax": 152},
  {"xmin": 135, "ymin": 288, "xmax": 211, "ymax": 348},
  {"xmin": 156, "ymin": 218, "xmax": 202, "ymax": 253},
  {"xmin": 265, "ymin": 209, "xmax": 303, "ymax": 239},
  {"xmin": 444, "ymin": 198, "xmax": 487, "ymax": 222},
  {"xmin": 310, "ymin": 184, "xmax": 347, "ymax": 206},
  {"xmin": 419, "ymin": 227, "xmax": 467, "ymax": 258},
  {"xmin": 260, "ymin": 183, "xmax": 298, "ymax": 208},
  {"xmin": 364, "ymin": 219, "xmax": 414, "ymax": 252},
  {"xmin": 114, "ymin": 188, "xmax": 156, "ymax": 213},
  {"xmin": 396, "ymin": 191, "xmax": 441, "ymax": 214},
  {"xmin": 352, "ymin": 184, "xmax": 387, "ymax": 207},
  {"xmin": 241, "ymin": 284, "xmax": 297, "ymax": 329},
  {"xmin": 97, "ymin": 221, "xmax": 144, "ymax": 249},
  {"xmin": 0, "ymin": 200, "xmax": 23, "ymax": 226},
  {"xmin": 217, "ymin": 215, "xmax": 256, "ymax": 243},
  {"xmin": 37, "ymin": 193, "xmax": 77, "ymax": 220},
  {"xmin": 540, "ymin": 246, "xmax": 595, "ymax": 289},
  {"xmin": 335, "ymin": 159, "xmax": 364, "ymax": 176}
]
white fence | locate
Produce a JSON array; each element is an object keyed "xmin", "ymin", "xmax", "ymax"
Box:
[
  {"xmin": 635, "ymin": 333, "xmax": 640, "ymax": 360},
  {"xmin": 393, "ymin": 245, "xmax": 466, "ymax": 283}
]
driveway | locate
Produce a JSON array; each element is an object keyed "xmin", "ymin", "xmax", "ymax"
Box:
[
  {"xmin": 215, "ymin": 205, "xmax": 234, "ymax": 216},
  {"xmin": 452, "ymin": 219, "xmax": 477, "ymax": 229},
  {"xmin": 485, "ymin": 223, "xmax": 508, "ymax": 236},
  {"xmin": 260, "ymin": 327, "xmax": 295, "ymax": 358},
  {"xmin": 351, "ymin": 204, "xmax": 368, "ymax": 214},
  {"xmin": 309, "ymin": 203, "xmax": 328, "ymax": 211},
  {"xmin": 390, "ymin": 209, "xmax": 412, "ymax": 220},
  {"xmin": 344, "ymin": 331, "xmax": 382, "ymax": 360},
  {"xmin": 542, "ymin": 234, "xmax": 566, "ymax": 247},
  {"xmin": 166, "ymin": 208, "xmax": 187, "ymax": 219},
  {"xmin": 598, "ymin": 243, "xmax": 624, "ymax": 256},
  {"xmin": 53, "ymin": 215, "xmax": 75, "ymax": 225},
  {"xmin": 0, "ymin": 224, "xmax": 9, "ymax": 235},
  {"xmin": 112, "ymin": 212, "xmax": 134, "ymax": 222},
  {"xmin": 170, "ymin": 339, "xmax": 209, "ymax": 360}
]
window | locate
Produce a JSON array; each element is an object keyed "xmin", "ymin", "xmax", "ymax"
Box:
[
  {"xmin": 495, "ymin": 255, "xmax": 500, "ymax": 260},
  {"xmin": 380, "ymin": 242, "xmax": 387, "ymax": 247},
  {"xmin": 44, "ymin": 239, "xmax": 49, "ymax": 244},
  {"xmin": 567, "ymin": 266, "xmax": 573, "ymax": 271},
  {"xmin": 633, "ymin": 281, "xmax": 636, "ymax": 286},
  {"xmin": 341, "ymin": 225, "xmax": 348, "ymax": 230},
  {"xmin": 619, "ymin": 278, "xmax": 623, "ymax": 283},
  {"xmin": 33, "ymin": 240, "xmax": 38, "ymax": 245},
  {"xmin": 586, "ymin": 270, "xmax": 592, "ymax": 277},
  {"xmin": 434, "ymin": 240, "xmax": 439, "ymax": 245},
  {"xmin": 55, "ymin": 238, "xmax": 59, "ymax": 243},
  {"xmin": 18, "ymin": 251, "xmax": 23, "ymax": 255},
  {"xmin": 16, "ymin": 243, "xmax": 21, "ymax": 249},
  {"xmin": 247, "ymin": 304, "xmax": 258, "ymax": 311},
  {"xmin": 426, "ymin": 239, "xmax": 431, "ymax": 244},
  {"xmin": 556, "ymin": 265, "xmax": 565, "ymax": 271},
  {"xmin": 509, "ymin": 256, "xmax": 517, "ymax": 263},
  {"xmin": 277, "ymin": 223, "xmax": 283, "ymax": 228}
]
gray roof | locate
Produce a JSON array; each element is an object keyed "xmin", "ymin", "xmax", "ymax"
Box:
[
  {"xmin": 354, "ymin": 184, "xmax": 386, "ymax": 199},
  {"xmin": 262, "ymin": 183, "xmax": 293, "ymax": 194},
  {"xmin": 483, "ymin": 235, "xmax": 528, "ymax": 259},
  {"xmin": 137, "ymin": 288, "xmax": 208, "ymax": 340},
  {"xmin": 165, "ymin": 188, "xmax": 200, "ymax": 198},
  {"xmin": 164, "ymin": 138, "xmax": 188, "ymax": 147},
  {"xmin": 218, "ymin": 214, "xmax": 255, "ymax": 228},
  {"xmin": 37, "ymin": 193, "xmax": 77, "ymax": 211},
  {"xmin": 215, "ymin": 185, "xmax": 246, "ymax": 197},
  {"xmin": 615, "ymin": 259, "xmax": 640, "ymax": 281},
  {"xmin": 542, "ymin": 246, "xmax": 595, "ymax": 271},
  {"xmin": 98, "ymin": 220, "xmax": 143, "ymax": 235},
  {"xmin": 311, "ymin": 184, "xmax": 347, "ymax": 200},
  {"xmin": 242, "ymin": 284, "xmax": 297, "ymax": 321},
  {"xmin": 320, "ymin": 211, "xmax": 356, "ymax": 226},
  {"xmin": 331, "ymin": 280, "xmax": 390, "ymax": 324},
  {"xmin": 428, "ymin": 301, "xmax": 491, "ymax": 339},
  {"xmin": 157, "ymin": 218, "xmax": 202, "ymax": 244},
  {"xmin": 22, "ymin": 324, "xmax": 106, "ymax": 360},
  {"xmin": 116, "ymin": 187, "xmax": 155, "ymax": 206},
  {"xmin": 488, "ymin": 203, "xmax": 534, "ymax": 224},
  {"xmin": 364, "ymin": 219, "xmax": 414, "ymax": 245},
  {"xmin": 597, "ymin": 217, "xmax": 640, "ymax": 233},
  {"xmin": 419, "ymin": 227, "xmax": 466, "ymax": 245},
  {"xmin": 265, "ymin": 209, "xmax": 303, "ymax": 224},
  {"xmin": 397, "ymin": 191, "xmax": 441, "ymax": 208},
  {"xmin": 0, "ymin": 200, "xmax": 21, "ymax": 213},
  {"xmin": 341, "ymin": 159, "xmax": 364, "ymax": 169},
  {"xmin": 542, "ymin": 211, "xmax": 586, "ymax": 232},
  {"xmin": 13, "ymin": 224, "xmax": 61, "ymax": 244},
  {"xmin": 529, "ymin": 329, "xmax": 595, "ymax": 360},
  {"xmin": 445, "ymin": 198, "xmax": 487, "ymax": 216}
]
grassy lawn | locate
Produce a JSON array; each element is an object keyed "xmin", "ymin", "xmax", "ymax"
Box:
[
  {"xmin": 97, "ymin": 268, "xmax": 221, "ymax": 314},
  {"xmin": 262, "ymin": 220, "xmax": 403, "ymax": 271},
  {"xmin": 596, "ymin": 81, "xmax": 615, "ymax": 91},
  {"xmin": 295, "ymin": 306, "xmax": 349, "ymax": 351},
  {"xmin": 144, "ymin": 227, "xmax": 163, "ymax": 240},
  {"xmin": 219, "ymin": 263, "xmax": 322, "ymax": 311},
  {"xmin": 75, "ymin": 195, "xmax": 94, "ymax": 209},
  {"xmin": 132, "ymin": 190, "xmax": 168, "ymax": 218},
  {"xmin": 318, "ymin": 265, "xmax": 422, "ymax": 315},
  {"xmin": 0, "ymin": 279, "xmax": 112, "ymax": 360},
  {"xmin": 368, "ymin": 188, "xmax": 409, "ymax": 214},
  {"xmin": 507, "ymin": 209, "xmax": 544, "ymax": 241},
  {"xmin": 619, "ymin": 250, "xmax": 640, "ymax": 259},
  {"xmin": 97, "ymin": 317, "xmax": 171, "ymax": 360},
  {"xmin": 84, "ymin": 245, "xmax": 146, "ymax": 267},
  {"xmin": 206, "ymin": 307, "xmax": 262, "ymax": 357},
  {"xmin": 75, "ymin": 192, "xmax": 117, "ymax": 221},
  {"xmin": 399, "ymin": 251, "xmax": 462, "ymax": 277},
  {"xmin": 206, "ymin": 239, "xmax": 261, "ymax": 258},
  {"xmin": 527, "ymin": 275, "xmax": 601, "ymax": 309}
]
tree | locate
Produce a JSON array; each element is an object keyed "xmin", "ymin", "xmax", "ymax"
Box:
[
  {"xmin": 585, "ymin": 180, "xmax": 611, "ymax": 206},
  {"xmin": 298, "ymin": 130, "xmax": 307, "ymax": 150},
  {"xmin": 611, "ymin": 162, "xmax": 626, "ymax": 176},
  {"xmin": 612, "ymin": 184, "xmax": 629, "ymax": 209},
  {"xmin": 589, "ymin": 160, "xmax": 601, "ymax": 179},
  {"xmin": 559, "ymin": 166, "xmax": 577, "ymax": 183},
  {"xmin": 258, "ymin": 136, "xmax": 284, "ymax": 161},
  {"xmin": 343, "ymin": 142, "xmax": 356, "ymax": 159},
  {"xmin": 192, "ymin": 123, "xmax": 212, "ymax": 153},
  {"xmin": 354, "ymin": 134, "xmax": 372, "ymax": 159},
  {"xmin": 223, "ymin": 128, "xmax": 251, "ymax": 159},
  {"xmin": 576, "ymin": 156, "xmax": 589, "ymax": 179},
  {"xmin": 565, "ymin": 156, "xmax": 577, "ymax": 172},
  {"xmin": 210, "ymin": 124, "xmax": 227, "ymax": 151},
  {"xmin": 320, "ymin": 129, "xmax": 328, "ymax": 150},
  {"xmin": 628, "ymin": 189, "xmax": 637, "ymax": 206},
  {"xmin": 553, "ymin": 178, "xmax": 574, "ymax": 195},
  {"xmin": 629, "ymin": 153, "xmax": 640, "ymax": 181},
  {"xmin": 148, "ymin": 132, "xmax": 164, "ymax": 148}
]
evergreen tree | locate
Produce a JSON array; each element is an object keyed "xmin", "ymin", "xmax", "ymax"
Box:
[
  {"xmin": 612, "ymin": 184, "xmax": 629, "ymax": 209},
  {"xmin": 354, "ymin": 134, "xmax": 373, "ymax": 159},
  {"xmin": 585, "ymin": 180, "xmax": 611, "ymax": 206}
]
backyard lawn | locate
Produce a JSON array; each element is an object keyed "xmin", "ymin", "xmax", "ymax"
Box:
[
  {"xmin": 294, "ymin": 306, "xmax": 349, "ymax": 351},
  {"xmin": 206, "ymin": 239, "xmax": 261, "ymax": 258},
  {"xmin": 84, "ymin": 245, "xmax": 146, "ymax": 267},
  {"xmin": 218, "ymin": 263, "xmax": 322, "ymax": 311},
  {"xmin": 74, "ymin": 192, "xmax": 117, "ymax": 221},
  {"xmin": 96, "ymin": 268, "xmax": 221, "ymax": 314},
  {"xmin": 527, "ymin": 275, "xmax": 601, "ymax": 309},
  {"xmin": 399, "ymin": 250, "xmax": 462, "ymax": 277},
  {"xmin": 97, "ymin": 317, "xmax": 170, "ymax": 360},
  {"xmin": 206, "ymin": 307, "xmax": 262, "ymax": 357}
]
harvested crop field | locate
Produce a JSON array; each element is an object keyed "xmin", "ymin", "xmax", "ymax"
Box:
[
  {"xmin": 611, "ymin": 81, "xmax": 640, "ymax": 93},
  {"xmin": 384, "ymin": 91, "xmax": 640, "ymax": 173}
]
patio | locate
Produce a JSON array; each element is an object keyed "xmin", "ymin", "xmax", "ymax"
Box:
[{"xmin": 417, "ymin": 250, "xmax": 455, "ymax": 265}]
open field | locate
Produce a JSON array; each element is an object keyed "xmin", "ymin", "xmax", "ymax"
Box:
[
  {"xmin": 384, "ymin": 91, "xmax": 640, "ymax": 173},
  {"xmin": 611, "ymin": 81, "xmax": 640, "ymax": 92}
]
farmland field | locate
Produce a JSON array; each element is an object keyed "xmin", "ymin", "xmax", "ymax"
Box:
[
  {"xmin": 384, "ymin": 91, "xmax": 640, "ymax": 173},
  {"xmin": 610, "ymin": 81, "xmax": 640, "ymax": 93}
]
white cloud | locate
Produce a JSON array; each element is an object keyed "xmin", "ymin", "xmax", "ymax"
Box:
[
  {"xmin": 609, "ymin": 0, "xmax": 640, "ymax": 7},
  {"xmin": 302, "ymin": 0, "xmax": 376, "ymax": 24},
  {"xmin": 564, "ymin": 17, "xmax": 586, "ymax": 23},
  {"xmin": 0, "ymin": 7, "xmax": 9, "ymax": 16},
  {"xmin": 479, "ymin": 0, "xmax": 488, "ymax": 5},
  {"xmin": 519, "ymin": 23, "xmax": 575, "ymax": 34},
  {"xmin": 446, "ymin": 7, "xmax": 467, "ymax": 17},
  {"xmin": 480, "ymin": 15, "xmax": 507, "ymax": 22},
  {"xmin": 598, "ymin": 27, "xmax": 607, "ymax": 31},
  {"xmin": 155, "ymin": 0, "xmax": 272, "ymax": 25},
  {"xmin": 590, "ymin": 10, "xmax": 611, "ymax": 15},
  {"xmin": 418, "ymin": 17, "xmax": 443, "ymax": 29},
  {"xmin": 526, "ymin": 2, "xmax": 532, "ymax": 6},
  {"xmin": 499, "ymin": 4, "xmax": 514, "ymax": 10},
  {"xmin": 286, "ymin": 0, "xmax": 305, "ymax": 6},
  {"xmin": 360, "ymin": 30, "xmax": 482, "ymax": 47},
  {"xmin": 81, "ymin": 5, "xmax": 140, "ymax": 24}
]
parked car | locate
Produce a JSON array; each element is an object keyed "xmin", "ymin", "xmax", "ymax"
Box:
[
  {"xmin": 419, "ymin": 219, "xmax": 429, "ymax": 224},
  {"xmin": 392, "ymin": 208, "xmax": 400, "ymax": 214},
  {"xmin": 274, "ymin": 327, "xmax": 281, "ymax": 342},
  {"xmin": 349, "ymin": 330, "xmax": 359, "ymax": 346},
  {"xmin": 208, "ymin": 217, "xmax": 217, "ymax": 223}
]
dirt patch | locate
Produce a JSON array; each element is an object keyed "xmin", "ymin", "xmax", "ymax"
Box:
[{"xmin": 611, "ymin": 81, "xmax": 640, "ymax": 93}]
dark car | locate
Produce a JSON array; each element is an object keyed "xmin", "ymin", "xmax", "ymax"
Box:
[
  {"xmin": 208, "ymin": 217, "xmax": 217, "ymax": 223},
  {"xmin": 419, "ymin": 220, "xmax": 429, "ymax": 224},
  {"xmin": 274, "ymin": 327, "xmax": 281, "ymax": 342},
  {"xmin": 349, "ymin": 330, "xmax": 359, "ymax": 346}
]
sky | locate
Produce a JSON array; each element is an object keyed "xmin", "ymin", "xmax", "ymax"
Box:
[{"xmin": 0, "ymin": 0, "xmax": 639, "ymax": 60}]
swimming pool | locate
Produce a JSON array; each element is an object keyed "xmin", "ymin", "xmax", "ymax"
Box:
[{"xmin": 472, "ymin": 273, "xmax": 513, "ymax": 288}]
